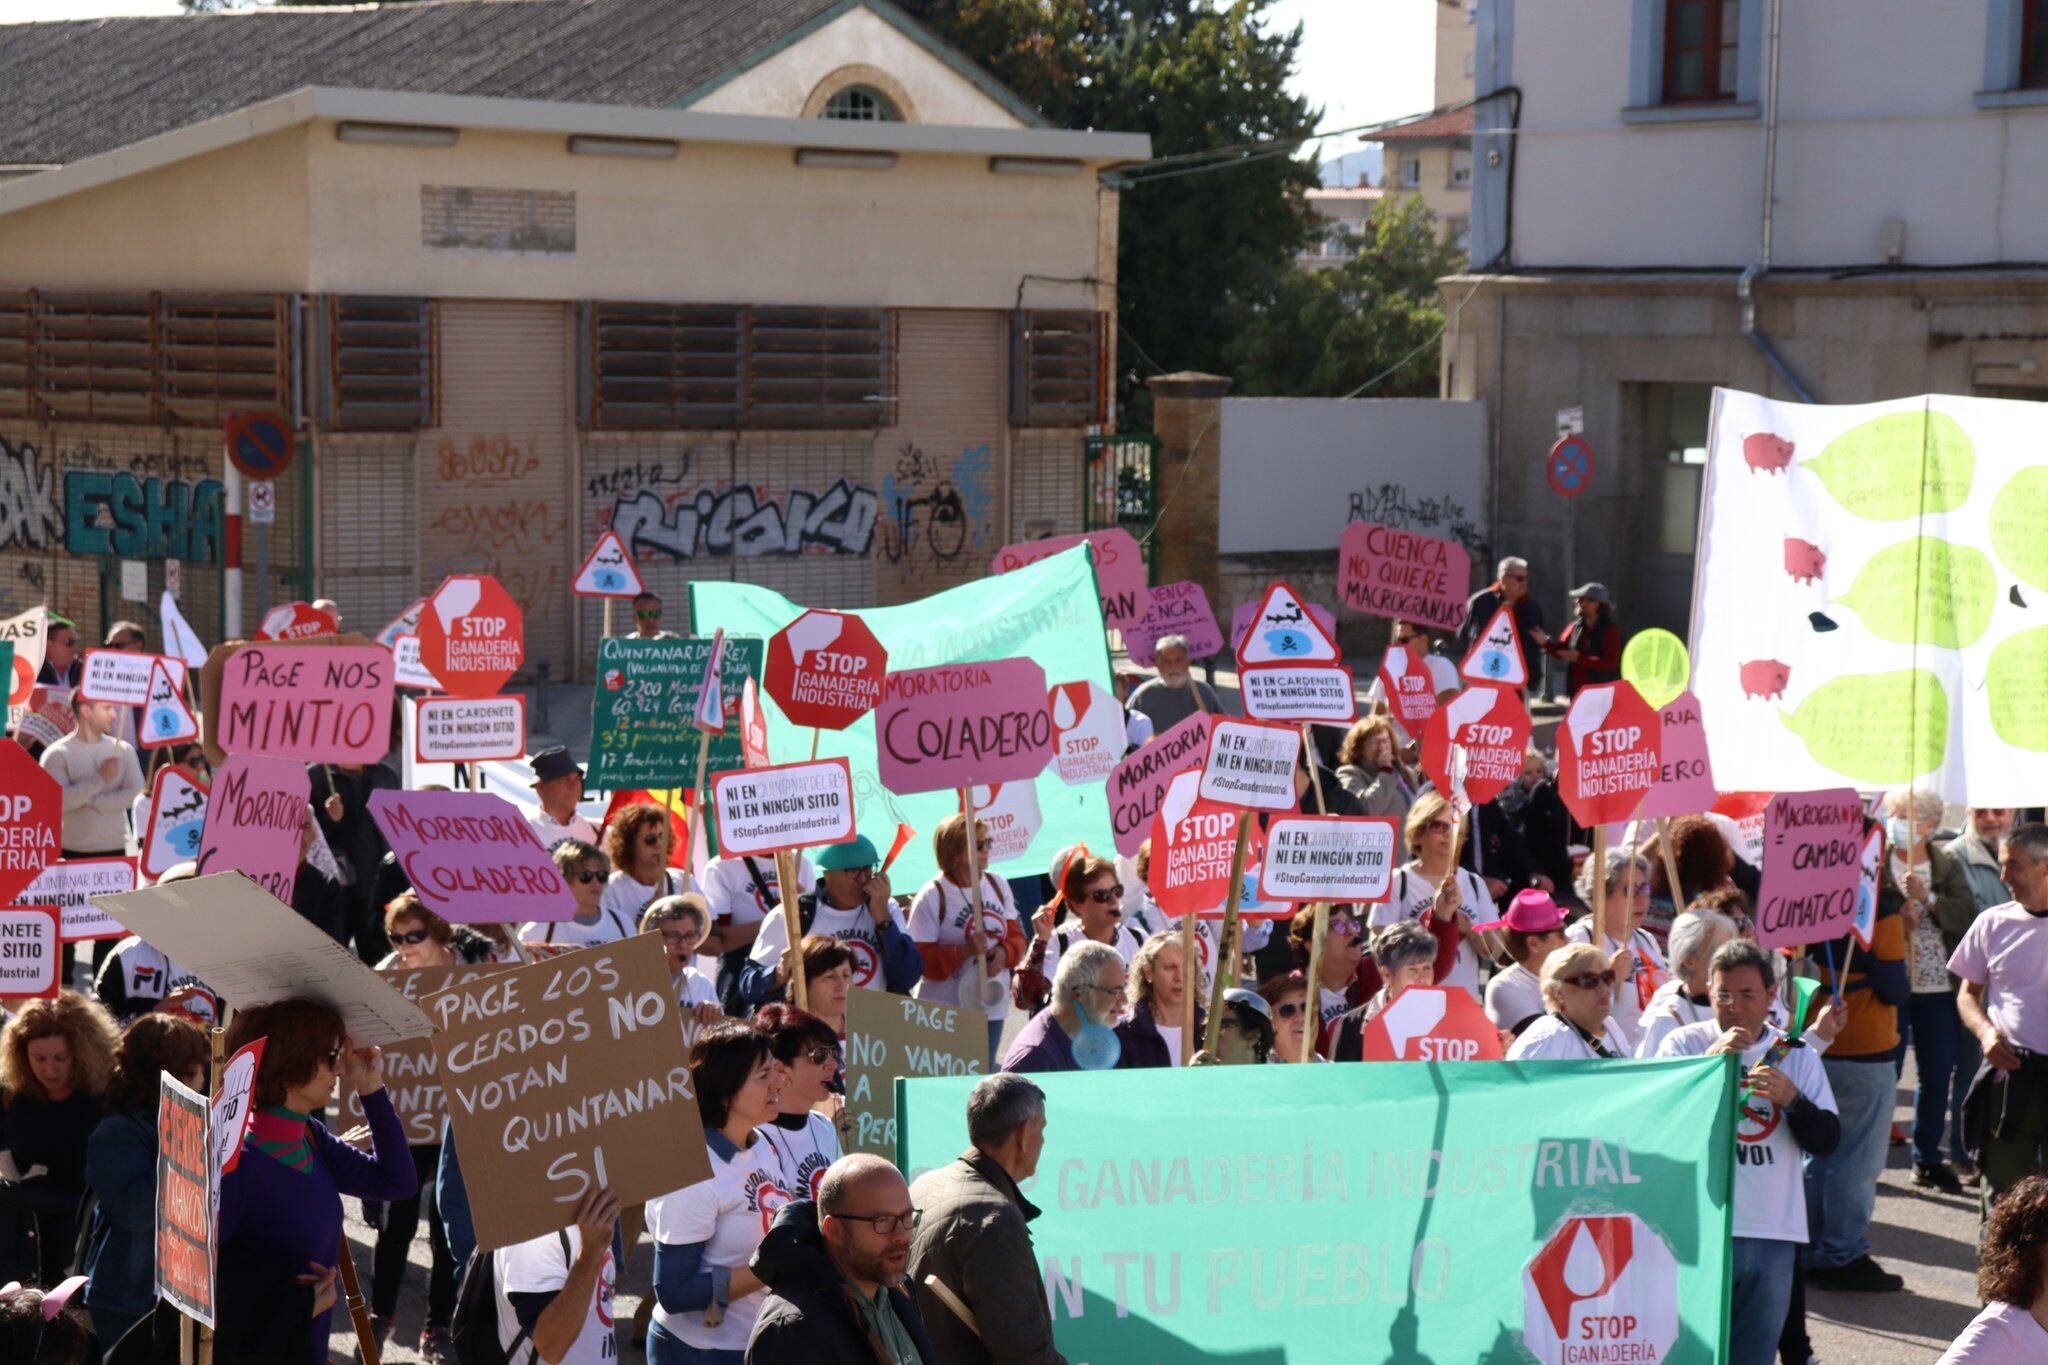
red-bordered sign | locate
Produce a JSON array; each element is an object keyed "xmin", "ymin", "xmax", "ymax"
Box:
[
  {"xmin": 766, "ymin": 609, "xmax": 887, "ymax": 731},
  {"xmin": 1546, "ymin": 434, "xmax": 1593, "ymax": 499},
  {"xmin": 225, "ymin": 410, "xmax": 294, "ymax": 482}
]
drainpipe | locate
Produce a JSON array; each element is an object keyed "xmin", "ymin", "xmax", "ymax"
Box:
[{"xmin": 1741, "ymin": 0, "xmax": 1817, "ymax": 403}]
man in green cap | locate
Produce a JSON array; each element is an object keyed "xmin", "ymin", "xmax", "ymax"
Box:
[{"xmin": 738, "ymin": 834, "xmax": 921, "ymax": 1004}]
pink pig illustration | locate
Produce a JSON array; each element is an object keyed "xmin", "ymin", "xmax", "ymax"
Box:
[
  {"xmin": 1739, "ymin": 659, "xmax": 1792, "ymax": 700},
  {"xmin": 1744, "ymin": 432, "xmax": 1795, "ymax": 475},
  {"xmin": 1783, "ymin": 538, "xmax": 1827, "ymax": 584}
]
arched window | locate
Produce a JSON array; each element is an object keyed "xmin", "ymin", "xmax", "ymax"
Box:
[{"xmin": 820, "ymin": 85, "xmax": 900, "ymax": 122}]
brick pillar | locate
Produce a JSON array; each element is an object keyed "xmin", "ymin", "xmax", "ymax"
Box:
[{"xmin": 1146, "ymin": 371, "xmax": 1230, "ymax": 608}]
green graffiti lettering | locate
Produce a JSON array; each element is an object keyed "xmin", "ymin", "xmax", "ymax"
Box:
[
  {"xmin": 1801, "ymin": 410, "xmax": 1974, "ymax": 520},
  {"xmin": 63, "ymin": 469, "xmax": 225, "ymax": 562},
  {"xmin": 1989, "ymin": 466, "xmax": 2048, "ymax": 593},
  {"xmin": 1779, "ymin": 669, "xmax": 1947, "ymax": 784},
  {"xmin": 1987, "ymin": 627, "xmax": 2048, "ymax": 752},
  {"xmin": 1833, "ymin": 537, "xmax": 1995, "ymax": 649}
]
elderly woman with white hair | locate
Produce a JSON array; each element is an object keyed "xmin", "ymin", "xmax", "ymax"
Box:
[
  {"xmin": 1564, "ymin": 846, "xmax": 1668, "ymax": 1055},
  {"xmin": 1507, "ymin": 942, "xmax": 1622, "ymax": 1060},
  {"xmin": 1327, "ymin": 921, "xmax": 1439, "ymax": 1062},
  {"xmin": 1632, "ymin": 908, "xmax": 1740, "ymax": 1057},
  {"xmin": 1116, "ymin": 933, "xmax": 1201, "ymax": 1069},
  {"xmin": 1000, "ymin": 940, "xmax": 1128, "ymax": 1074}
]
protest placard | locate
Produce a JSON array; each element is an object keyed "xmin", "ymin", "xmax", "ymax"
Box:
[
  {"xmin": 195, "ymin": 754, "xmax": 308, "ymax": 900},
  {"xmin": 369, "ymin": 789, "xmax": 576, "ymax": 924},
  {"xmin": 971, "ymin": 780, "xmax": 1043, "ymax": 865},
  {"xmin": 22, "ymin": 856, "xmax": 135, "ymax": 941},
  {"xmin": 589, "ymin": 635, "xmax": 764, "ymax": 790},
  {"xmin": 1261, "ymin": 816, "xmax": 1399, "ymax": 903},
  {"xmin": 992, "ymin": 528, "xmax": 1147, "ymax": 630},
  {"xmin": 1422, "ymin": 684, "xmax": 1532, "ymax": 808},
  {"xmin": 0, "ymin": 906, "xmax": 60, "ymax": 998},
  {"xmin": 571, "ymin": 529, "xmax": 645, "ymax": 598},
  {"xmin": 1048, "ymin": 680, "xmax": 1125, "ymax": 785},
  {"xmin": 844, "ymin": 988, "xmax": 985, "ymax": 1160},
  {"xmin": 1239, "ymin": 663, "xmax": 1358, "ymax": 724},
  {"xmin": 1198, "ymin": 718, "xmax": 1300, "ymax": 811},
  {"xmin": 1359, "ymin": 985, "xmax": 1507, "ymax": 1061},
  {"xmin": 876, "ymin": 658, "xmax": 1053, "ymax": 795},
  {"xmin": 1148, "ymin": 770, "xmax": 1265, "ymax": 916},
  {"xmin": 1337, "ymin": 520, "xmax": 1473, "ymax": 632},
  {"xmin": 1235, "ymin": 581, "xmax": 1341, "ymax": 666},
  {"xmin": 393, "ymin": 635, "xmax": 438, "ymax": 689},
  {"xmin": 1377, "ymin": 643, "xmax": 1442, "ymax": 731},
  {"xmin": 766, "ymin": 609, "xmax": 888, "ymax": 731},
  {"xmin": 1460, "ymin": 604, "xmax": 1528, "ymax": 688},
  {"xmin": 1229, "ymin": 597, "xmax": 1339, "ymax": 658},
  {"xmin": 156, "ymin": 1074, "xmax": 215, "ymax": 1326},
  {"xmin": 257, "ymin": 600, "xmax": 338, "ymax": 642},
  {"xmin": 376, "ymin": 597, "xmax": 426, "ymax": 652},
  {"xmin": 92, "ymin": 871, "xmax": 435, "ymax": 1045},
  {"xmin": 741, "ymin": 677, "xmax": 771, "ymax": 769},
  {"xmin": 1556, "ymin": 682, "xmax": 1664, "ymax": 828},
  {"xmin": 340, "ymin": 964, "xmax": 514, "ymax": 1144},
  {"xmin": 1851, "ymin": 824, "xmax": 1885, "ymax": 952},
  {"xmin": 419, "ymin": 574, "xmax": 524, "ymax": 698},
  {"xmin": 1108, "ymin": 713, "xmax": 1214, "ymax": 857},
  {"xmin": 212, "ymin": 643, "xmax": 395, "ymax": 765},
  {"xmin": 79, "ymin": 648, "xmax": 187, "ymax": 706},
  {"xmin": 1125, "ymin": 581, "xmax": 1225, "ymax": 667},
  {"xmin": 1756, "ymin": 788, "xmax": 1865, "ymax": 949},
  {"xmin": 140, "ymin": 659, "xmax": 199, "ymax": 749},
  {"xmin": 422, "ymin": 933, "xmax": 709, "ymax": 1251},
  {"xmin": 707, "ymin": 758, "xmax": 858, "ymax": 857},
  {"xmin": 0, "ymin": 743, "xmax": 60, "ymax": 904},
  {"xmin": 1634, "ymin": 691, "xmax": 1716, "ymax": 820},
  {"xmin": 414, "ymin": 694, "xmax": 527, "ymax": 763},
  {"xmin": 1, "ymin": 607, "xmax": 42, "ymax": 731},
  {"xmin": 141, "ymin": 764, "xmax": 209, "ymax": 881}
]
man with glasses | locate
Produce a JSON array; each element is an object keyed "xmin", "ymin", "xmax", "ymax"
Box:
[
  {"xmin": 747, "ymin": 1154, "xmax": 939, "ymax": 1362},
  {"xmin": 1002, "ymin": 941, "xmax": 1127, "ymax": 1074},
  {"xmin": 1657, "ymin": 938, "xmax": 1840, "ymax": 1364},
  {"xmin": 630, "ymin": 591, "xmax": 679, "ymax": 640},
  {"xmin": 36, "ymin": 613, "xmax": 81, "ymax": 689},
  {"xmin": 1454, "ymin": 556, "xmax": 1549, "ymax": 693},
  {"xmin": 741, "ymin": 834, "xmax": 920, "ymax": 1004}
]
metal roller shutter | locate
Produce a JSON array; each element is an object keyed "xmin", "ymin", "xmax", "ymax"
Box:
[{"xmin": 316, "ymin": 430, "xmax": 417, "ymax": 636}]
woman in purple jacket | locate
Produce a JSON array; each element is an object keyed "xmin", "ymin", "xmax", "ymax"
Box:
[{"xmin": 219, "ymin": 998, "xmax": 416, "ymax": 1363}]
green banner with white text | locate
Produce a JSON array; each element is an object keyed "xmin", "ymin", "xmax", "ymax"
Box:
[{"xmin": 899, "ymin": 1059, "xmax": 1735, "ymax": 1365}]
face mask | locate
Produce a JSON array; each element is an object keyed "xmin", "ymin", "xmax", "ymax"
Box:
[{"xmin": 1886, "ymin": 818, "xmax": 1917, "ymax": 854}]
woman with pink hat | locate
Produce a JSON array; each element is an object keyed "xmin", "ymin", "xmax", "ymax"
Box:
[{"xmin": 1480, "ymin": 889, "xmax": 1571, "ymax": 1039}]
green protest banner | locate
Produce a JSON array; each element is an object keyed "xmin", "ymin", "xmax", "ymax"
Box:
[
  {"xmin": 899, "ymin": 1059, "xmax": 1735, "ymax": 1364},
  {"xmin": 692, "ymin": 547, "xmax": 1114, "ymax": 888},
  {"xmin": 588, "ymin": 635, "xmax": 764, "ymax": 791}
]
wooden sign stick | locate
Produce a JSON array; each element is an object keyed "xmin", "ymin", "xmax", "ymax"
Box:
[
  {"xmin": 958, "ymin": 788, "xmax": 990, "ymax": 1015},
  {"xmin": 1297, "ymin": 901, "xmax": 1328, "ymax": 1062},
  {"xmin": 603, "ymin": 599, "xmax": 613, "ymax": 640},
  {"xmin": 1655, "ymin": 816, "xmax": 1685, "ymax": 910},
  {"xmin": 1200, "ymin": 812, "xmax": 1254, "ymax": 1058},
  {"xmin": 776, "ymin": 847, "xmax": 809, "ymax": 1012},
  {"xmin": 1592, "ymin": 824, "xmax": 1609, "ymax": 948}
]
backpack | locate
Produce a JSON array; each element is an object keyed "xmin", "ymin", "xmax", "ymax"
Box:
[
  {"xmin": 450, "ymin": 1231, "xmax": 570, "ymax": 1365},
  {"xmin": 718, "ymin": 861, "xmax": 816, "ymax": 1015}
]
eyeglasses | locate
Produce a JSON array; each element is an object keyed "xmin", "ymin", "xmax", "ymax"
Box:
[
  {"xmin": 1328, "ymin": 918, "xmax": 1360, "ymax": 937},
  {"xmin": 1562, "ymin": 971, "xmax": 1616, "ymax": 991},
  {"xmin": 830, "ymin": 1208, "xmax": 921, "ymax": 1235},
  {"xmin": 635, "ymin": 610, "xmax": 662, "ymax": 620},
  {"xmin": 800, "ymin": 1045, "xmax": 840, "ymax": 1067},
  {"xmin": 974, "ymin": 838, "xmax": 993, "ymax": 852},
  {"xmin": 1711, "ymin": 989, "xmax": 1768, "ymax": 1006},
  {"xmin": 1085, "ymin": 887, "xmax": 1125, "ymax": 904},
  {"xmin": 112, "ymin": 637, "xmax": 143, "ymax": 650},
  {"xmin": 1273, "ymin": 1001, "xmax": 1305, "ymax": 1019},
  {"xmin": 1504, "ymin": 573, "xmax": 1528, "ymax": 581},
  {"xmin": 1424, "ymin": 820, "xmax": 1454, "ymax": 835},
  {"xmin": 323, "ymin": 1042, "xmax": 347, "ymax": 1068},
  {"xmin": 391, "ymin": 928, "xmax": 433, "ymax": 946},
  {"xmin": 575, "ymin": 870, "xmax": 607, "ymax": 885},
  {"xmin": 639, "ymin": 832, "xmax": 668, "ymax": 846}
]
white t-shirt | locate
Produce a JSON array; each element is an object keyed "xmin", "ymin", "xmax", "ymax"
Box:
[
  {"xmin": 908, "ymin": 874, "xmax": 1019, "ymax": 1021},
  {"xmin": 526, "ymin": 807, "xmax": 600, "ymax": 852},
  {"xmin": 644, "ymin": 1137, "xmax": 780, "ymax": 1351},
  {"xmin": 1374, "ymin": 864, "xmax": 1495, "ymax": 1000},
  {"xmin": 1633, "ymin": 978, "xmax": 1713, "ymax": 1059},
  {"xmin": 676, "ymin": 967, "xmax": 719, "ymax": 1056},
  {"xmin": 1564, "ymin": 920, "xmax": 1670, "ymax": 1056},
  {"xmin": 750, "ymin": 895, "xmax": 908, "ymax": 994},
  {"xmin": 1507, "ymin": 1013, "xmax": 1608, "ymax": 1061},
  {"xmin": 1485, "ymin": 962, "xmax": 1545, "ymax": 1034},
  {"xmin": 597, "ymin": 868, "xmax": 697, "ymax": 939},
  {"xmin": 1939, "ymin": 1301, "xmax": 2048, "ymax": 1364},
  {"xmin": 1156, "ymin": 1022, "xmax": 1185, "ymax": 1065},
  {"xmin": 1039, "ymin": 921, "xmax": 1145, "ymax": 991},
  {"xmin": 494, "ymin": 1227, "xmax": 617, "ymax": 1365},
  {"xmin": 1656, "ymin": 1020, "xmax": 1836, "ymax": 1243},
  {"xmin": 1318, "ymin": 985, "xmax": 1349, "ymax": 1031},
  {"xmin": 1125, "ymin": 897, "xmax": 1274, "ymax": 999},
  {"xmin": 756, "ymin": 1111, "xmax": 842, "ymax": 1203},
  {"xmin": 701, "ymin": 854, "xmax": 816, "ymax": 979},
  {"xmin": 523, "ymin": 908, "xmax": 641, "ymax": 950}
]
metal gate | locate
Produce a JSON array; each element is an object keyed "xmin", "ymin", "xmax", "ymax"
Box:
[{"xmin": 1082, "ymin": 433, "xmax": 1158, "ymax": 577}]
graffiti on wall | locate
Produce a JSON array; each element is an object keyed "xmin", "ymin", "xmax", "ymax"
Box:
[
  {"xmin": 1347, "ymin": 483, "xmax": 1486, "ymax": 557},
  {"xmin": 1, "ymin": 435, "xmax": 224, "ymax": 561},
  {"xmin": 878, "ymin": 442, "xmax": 996, "ymax": 567},
  {"xmin": 428, "ymin": 436, "xmax": 565, "ymax": 616},
  {"xmin": 609, "ymin": 478, "xmax": 879, "ymax": 561}
]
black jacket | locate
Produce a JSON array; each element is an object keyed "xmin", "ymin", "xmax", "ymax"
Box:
[
  {"xmin": 1512, "ymin": 781, "xmax": 1579, "ymax": 909},
  {"xmin": 1459, "ymin": 801, "xmax": 1539, "ymax": 898},
  {"xmin": 1115, "ymin": 998, "xmax": 1205, "ymax": 1070},
  {"xmin": 747, "ymin": 1200, "xmax": 939, "ymax": 1364}
]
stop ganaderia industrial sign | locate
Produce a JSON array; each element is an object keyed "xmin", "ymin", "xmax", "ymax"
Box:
[{"xmin": 1521, "ymin": 1213, "xmax": 1678, "ymax": 1365}]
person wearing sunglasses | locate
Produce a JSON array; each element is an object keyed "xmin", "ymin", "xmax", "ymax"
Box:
[
  {"xmin": 1373, "ymin": 792, "xmax": 1494, "ymax": 1001},
  {"xmin": 517, "ymin": 838, "xmax": 624, "ymax": 954},
  {"xmin": 376, "ymin": 891, "xmax": 497, "ymax": 971},
  {"xmin": 1507, "ymin": 943, "xmax": 1621, "ymax": 1060},
  {"xmin": 644, "ymin": 895, "xmax": 726, "ymax": 1042},
  {"xmin": 910, "ymin": 816, "xmax": 1025, "ymax": 1062},
  {"xmin": 1286, "ymin": 904, "xmax": 1371, "ymax": 1034},
  {"xmin": 596, "ymin": 805, "xmax": 701, "ymax": 949},
  {"xmin": 630, "ymin": 592, "xmax": 680, "ymax": 640},
  {"xmin": 1565, "ymin": 848, "xmax": 1669, "ymax": 1055},
  {"xmin": 1020, "ymin": 852, "xmax": 1144, "ymax": 1014},
  {"xmin": 744, "ymin": 836, "xmax": 918, "ymax": 1008},
  {"xmin": 1454, "ymin": 556, "xmax": 1549, "ymax": 695},
  {"xmin": 752, "ymin": 1006, "xmax": 845, "ymax": 1205},
  {"xmin": 1256, "ymin": 974, "xmax": 1320, "ymax": 1063},
  {"xmin": 746, "ymin": 1154, "xmax": 938, "ymax": 1362}
]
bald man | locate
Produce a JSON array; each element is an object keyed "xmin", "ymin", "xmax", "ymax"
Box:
[{"xmin": 746, "ymin": 1154, "xmax": 938, "ymax": 1363}]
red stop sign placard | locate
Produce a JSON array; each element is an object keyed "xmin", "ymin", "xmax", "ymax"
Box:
[
  {"xmin": 1146, "ymin": 769, "xmax": 1262, "ymax": 917},
  {"xmin": 417, "ymin": 574, "xmax": 524, "ymax": 697},
  {"xmin": 0, "ymin": 743, "xmax": 61, "ymax": 904},
  {"xmin": 1420, "ymin": 683, "xmax": 1531, "ymax": 809},
  {"xmin": 256, "ymin": 600, "xmax": 338, "ymax": 642},
  {"xmin": 1555, "ymin": 681, "xmax": 1664, "ymax": 828},
  {"xmin": 1359, "ymin": 986, "xmax": 1506, "ymax": 1061},
  {"xmin": 765, "ymin": 609, "xmax": 887, "ymax": 731}
]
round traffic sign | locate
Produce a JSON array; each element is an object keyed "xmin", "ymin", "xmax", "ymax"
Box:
[
  {"xmin": 225, "ymin": 411, "xmax": 295, "ymax": 482},
  {"xmin": 1546, "ymin": 434, "xmax": 1593, "ymax": 499},
  {"xmin": 418, "ymin": 574, "xmax": 525, "ymax": 697},
  {"xmin": 765, "ymin": 609, "xmax": 887, "ymax": 731}
]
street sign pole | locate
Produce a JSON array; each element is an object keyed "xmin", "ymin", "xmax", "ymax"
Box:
[
  {"xmin": 222, "ymin": 455, "xmax": 242, "ymax": 639},
  {"xmin": 254, "ymin": 522, "xmax": 270, "ymax": 621}
]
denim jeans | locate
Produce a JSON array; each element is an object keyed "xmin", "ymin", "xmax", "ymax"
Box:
[
  {"xmin": 1804, "ymin": 1057, "xmax": 1896, "ymax": 1268},
  {"xmin": 1730, "ymin": 1237, "xmax": 1796, "ymax": 1365},
  {"xmin": 1900, "ymin": 992, "xmax": 1971, "ymax": 1167},
  {"xmin": 648, "ymin": 1319, "xmax": 746, "ymax": 1365}
]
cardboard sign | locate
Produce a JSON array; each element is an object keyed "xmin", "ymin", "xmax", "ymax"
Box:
[
  {"xmin": 590, "ymin": 635, "xmax": 764, "ymax": 791},
  {"xmin": 256, "ymin": 601, "xmax": 337, "ymax": 643},
  {"xmin": 1125, "ymin": 581, "xmax": 1225, "ymax": 668},
  {"xmin": 992, "ymin": 528, "xmax": 1148, "ymax": 631},
  {"xmin": 419, "ymin": 573, "xmax": 525, "ymax": 697},
  {"xmin": 876, "ymin": 658, "xmax": 1052, "ymax": 795},
  {"xmin": 1148, "ymin": 769, "xmax": 1263, "ymax": 916},
  {"xmin": 0, "ymin": 744, "xmax": 61, "ymax": 904},
  {"xmin": 971, "ymin": 780, "xmax": 1044, "ymax": 865},
  {"xmin": 369, "ymin": 789, "xmax": 577, "ymax": 924},
  {"xmin": 22, "ymin": 856, "xmax": 135, "ymax": 941},
  {"xmin": 195, "ymin": 754, "xmax": 309, "ymax": 901},
  {"xmin": 92, "ymin": 871, "xmax": 435, "ymax": 1045},
  {"xmin": 214, "ymin": 644, "xmax": 395, "ymax": 764},
  {"xmin": 1556, "ymin": 682, "xmax": 1664, "ymax": 828},
  {"xmin": 1459, "ymin": 604, "xmax": 1527, "ymax": 688},
  {"xmin": 0, "ymin": 906, "xmax": 60, "ymax": 997},
  {"xmin": 392, "ymin": 634, "xmax": 438, "ymax": 690},
  {"xmin": 1197, "ymin": 717, "xmax": 1301, "ymax": 812},
  {"xmin": 2, "ymin": 607, "xmax": 45, "ymax": 723},
  {"xmin": 140, "ymin": 659, "xmax": 200, "ymax": 749},
  {"xmin": 340, "ymin": 964, "xmax": 514, "ymax": 1145},
  {"xmin": 1230, "ymin": 598, "xmax": 1338, "ymax": 658},
  {"xmin": 1377, "ymin": 643, "xmax": 1441, "ymax": 730},
  {"xmin": 1359, "ymin": 986, "xmax": 1507, "ymax": 1062},
  {"xmin": 1239, "ymin": 664, "xmax": 1358, "ymax": 724},
  {"xmin": 1756, "ymin": 789, "xmax": 1864, "ymax": 950},
  {"xmin": 211, "ymin": 1039, "xmax": 264, "ymax": 1176},
  {"xmin": 691, "ymin": 629, "xmax": 730, "ymax": 735},
  {"xmin": 1421, "ymin": 684, "xmax": 1532, "ymax": 809},
  {"xmin": 414, "ymin": 695, "xmax": 527, "ymax": 763},
  {"xmin": 572, "ymin": 529, "xmax": 645, "ymax": 598},
  {"xmin": 1633, "ymin": 691, "xmax": 1717, "ymax": 821},
  {"xmin": 15, "ymin": 691, "xmax": 74, "ymax": 749},
  {"xmin": 1107, "ymin": 713, "xmax": 1214, "ymax": 858},
  {"xmin": 1712, "ymin": 791, "xmax": 1772, "ymax": 868},
  {"xmin": 843, "ymin": 988, "xmax": 987, "ymax": 1160},
  {"xmin": 423, "ymin": 933, "xmax": 710, "ymax": 1252},
  {"xmin": 141, "ymin": 765, "xmax": 210, "ymax": 881},
  {"xmin": 707, "ymin": 758, "xmax": 858, "ymax": 858},
  {"xmin": 156, "ymin": 1074, "xmax": 216, "ymax": 1327},
  {"xmin": 1851, "ymin": 824, "xmax": 1885, "ymax": 952},
  {"xmin": 79, "ymin": 649, "xmax": 187, "ymax": 705},
  {"xmin": 1236, "ymin": 581, "xmax": 1342, "ymax": 667},
  {"xmin": 1048, "ymin": 679, "xmax": 1126, "ymax": 785},
  {"xmin": 1337, "ymin": 521, "xmax": 1473, "ymax": 633},
  {"xmin": 740, "ymin": 677, "xmax": 771, "ymax": 769},
  {"xmin": 1261, "ymin": 816, "xmax": 1399, "ymax": 903},
  {"xmin": 376, "ymin": 597, "xmax": 425, "ymax": 652},
  {"xmin": 766, "ymin": 609, "xmax": 888, "ymax": 731}
]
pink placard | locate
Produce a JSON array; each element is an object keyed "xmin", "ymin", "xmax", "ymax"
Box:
[
  {"xmin": 368, "ymin": 789, "xmax": 577, "ymax": 924},
  {"xmin": 1755, "ymin": 788, "xmax": 1864, "ymax": 949},
  {"xmin": 196, "ymin": 754, "xmax": 311, "ymax": 902},
  {"xmin": 1633, "ymin": 690, "xmax": 1717, "ymax": 820},
  {"xmin": 991, "ymin": 529, "xmax": 1148, "ymax": 630},
  {"xmin": 1107, "ymin": 711, "xmax": 1215, "ymax": 857},
  {"xmin": 875, "ymin": 658, "xmax": 1052, "ymax": 795},
  {"xmin": 1229, "ymin": 598, "xmax": 1338, "ymax": 656},
  {"xmin": 1336, "ymin": 520, "xmax": 1473, "ymax": 633},
  {"xmin": 216, "ymin": 644, "xmax": 395, "ymax": 764},
  {"xmin": 1125, "ymin": 581, "xmax": 1226, "ymax": 667}
]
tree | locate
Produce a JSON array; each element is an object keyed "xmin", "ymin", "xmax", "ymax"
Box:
[{"xmin": 1224, "ymin": 196, "xmax": 1463, "ymax": 399}]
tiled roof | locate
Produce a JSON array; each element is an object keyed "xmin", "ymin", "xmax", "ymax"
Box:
[{"xmin": 1370, "ymin": 106, "xmax": 1474, "ymax": 143}]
